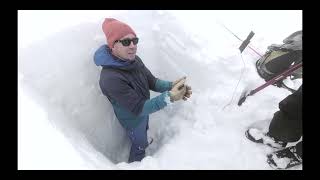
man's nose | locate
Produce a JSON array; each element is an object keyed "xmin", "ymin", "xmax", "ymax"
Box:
[{"xmin": 128, "ymin": 41, "xmax": 136, "ymax": 48}]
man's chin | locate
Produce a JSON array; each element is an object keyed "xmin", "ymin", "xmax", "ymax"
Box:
[{"xmin": 127, "ymin": 54, "xmax": 136, "ymax": 60}]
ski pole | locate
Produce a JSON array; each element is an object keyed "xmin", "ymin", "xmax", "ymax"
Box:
[{"xmin": 238, "ymin": 62, "xmax": 302, "ymax": 106}]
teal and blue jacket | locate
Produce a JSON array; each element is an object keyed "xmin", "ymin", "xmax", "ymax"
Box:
[{"xmin": 94, "ymin": 45, "xmax": 172, "ymax": 129}]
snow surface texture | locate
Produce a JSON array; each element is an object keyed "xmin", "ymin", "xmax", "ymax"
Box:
[{"xmin": 18, "ymin": 10, "xmax": 302, "ymax": 170}]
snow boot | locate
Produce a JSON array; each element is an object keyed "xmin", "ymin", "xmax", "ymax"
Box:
[
  {"xmin": 267, "ymin": 146, "xmax": 302, "ymax": 169},
  {"xmin": 245, "ymin": 128, "xmax": 287, "ymax": 149}
]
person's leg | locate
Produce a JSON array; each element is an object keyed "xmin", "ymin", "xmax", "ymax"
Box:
[
  {"xmin": 127, "ymin": 118, "xmax": 148, "ymax": 163},
  {"xmin": 245, "ymin": 86, "xmax": 302, "ymax": 149},
  {"xmin": 268, "ymin": 86, "xmax": 302, "ymax": 143},
  {"xmin": 265, "ymin": 86, "xmax": 302, "ymax": 169},
  {"xmin": 268, "ymin": 111, "xmax": 301, "ymax": 142}
]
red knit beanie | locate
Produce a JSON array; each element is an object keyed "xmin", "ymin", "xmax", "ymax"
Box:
[{"xmin": 102, "ymin": 18, "xmax": 137, "ymax": 48}]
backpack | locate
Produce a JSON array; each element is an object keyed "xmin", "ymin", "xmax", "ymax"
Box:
[{"xmin": 256, "ymin": 31, "xmax": 302, "ymax": 86}]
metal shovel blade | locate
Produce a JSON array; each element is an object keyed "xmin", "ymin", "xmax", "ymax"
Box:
[{"xmin": 238, "ymin": 89, "xmax": 250, "ymax": 106}]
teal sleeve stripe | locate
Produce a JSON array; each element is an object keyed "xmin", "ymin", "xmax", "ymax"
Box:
[
  {"xmin": 140, "ymin": 91, "xmax": 170, "ymax": 116},
  {"xmin": 154, "ymin": 79, "xmax": 172, "ymax": 93}
]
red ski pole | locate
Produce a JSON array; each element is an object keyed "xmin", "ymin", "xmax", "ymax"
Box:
[{"xmin": 238, "ymin": 62, "xmax": 302, "ymax": 106}]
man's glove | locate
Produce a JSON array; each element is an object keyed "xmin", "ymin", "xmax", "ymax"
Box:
[
  {"xmin": 172, "ymin": 76, "xmax": 187, "ymax": 87},
  {"xmin": 172, "ymin": 76, "xmax": 192, "ymax": 101},
  {"xmin": 182, "ymin": 85, "xmax": 192, "ymax": 101},
  {"xmin": 169, "ymin": 77, "xmax": 187, "ymax": 102}
]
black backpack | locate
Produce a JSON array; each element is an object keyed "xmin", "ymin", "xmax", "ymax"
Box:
[{"xmin": 256, "ymin": 31, "xmax": 302, "ymax": 86}]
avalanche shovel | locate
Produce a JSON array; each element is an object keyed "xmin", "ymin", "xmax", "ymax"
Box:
[{"xmin": 238, "ymin": 62, "xmax": 302, "ymax": 106}]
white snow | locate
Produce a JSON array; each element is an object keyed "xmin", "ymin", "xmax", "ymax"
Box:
[
  {"xmin": 269, "ymin": 154, "xmax": 291, "ymax": 169},
  {"xmin": 18, "ymin": 10, "xmax": 302, "ymax": 170},
  {"xmin": 247, "ymin": 128, "xmax": 284, "ymax": 149}
]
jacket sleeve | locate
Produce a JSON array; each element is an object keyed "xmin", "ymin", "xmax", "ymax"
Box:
[
  {"xmin": 101, "ymin": 75, "xmax": 171, "ymax": 117},
  {"xmin": 143, "ymin": 64, "xmax": 158, "ymax": 91},
  {"xmin": 144, "ymin": 68, "xmax": 173, "ymax": 93},
  {"xmin": 278, "ymin": 85, "xmax": 302, "ymax": 121},
  {"xmin": 139, "ymin": 91, "xmax": 172, "ymax": 116},
  {"xmin": 154, "ymin": 79, "xmax": 173, "ymax": 93},
  {"xmin": 135, "ymin": 56, "xmax": 157, "ymax": 91}
]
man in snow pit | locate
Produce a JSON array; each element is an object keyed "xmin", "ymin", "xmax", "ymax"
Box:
[
  {"xmin": 245, "ymin": 85, "xmax": 302, "ymax": 169},
  {"xmin": 94, "ymin": 18, "xmax": 192, "ymax": 163}
]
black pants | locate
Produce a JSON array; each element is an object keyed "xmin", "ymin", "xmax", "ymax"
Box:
[{"xmin": 268, "ymin": 86, "xmax": 302, "ymax": 157}]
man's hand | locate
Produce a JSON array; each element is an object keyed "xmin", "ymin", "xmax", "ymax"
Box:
[
  {"xmin": 171, "ymin": 76, "xmax": 192, "ymax": 101},
  {"xmin": 182, "ymin": 85, "xmax": 192, "ymax": 101},
  {"xmin": 172, "ymin": 76, "xmax": 187, "ymax": 87},
  {"xmin": 169, "ymin": 77, "xmax": 187, "ymax": 102}
]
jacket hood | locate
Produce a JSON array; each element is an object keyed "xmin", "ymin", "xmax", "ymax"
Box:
[{"xmin": 94, "ymin": 44, "xmax": 140, "ymax": 70}]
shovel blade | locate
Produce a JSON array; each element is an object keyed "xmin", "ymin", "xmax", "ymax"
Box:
[
  {"xmin": 238, "ymin": 95, "xmax": 247, "ymax": 106},
  {"xmin": 238, "ymin": 89, "xmax": 250, "ymax": 106}
]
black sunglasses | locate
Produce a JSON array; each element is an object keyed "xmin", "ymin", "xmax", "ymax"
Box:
[{"xmin": 115, "ymin": 37, "xmax": 139, "ymax": 46}]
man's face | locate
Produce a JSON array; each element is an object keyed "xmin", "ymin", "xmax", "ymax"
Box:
[{"xmin": 111, "ymin": 34, "xmax": 138, "ymax": 61}]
